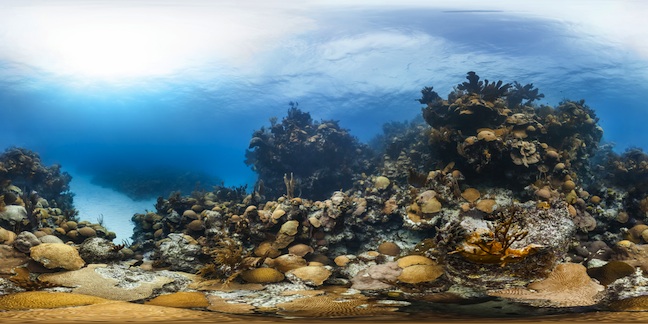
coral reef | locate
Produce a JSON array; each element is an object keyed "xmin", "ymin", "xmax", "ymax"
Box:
[
  {"xmin": 0, "ymin": 147, "xmax": 76, "ymax": 232},
  {"xmin": 420, "ymin": 72, "xmax": 602, "ymax": 189},
  {"xmin": 5, "ymin": 72, "xmax": 648, "ymax": 321},
  {"xmin": 245, "ymin": 104, "xmax": 376, "ymax": 200}
]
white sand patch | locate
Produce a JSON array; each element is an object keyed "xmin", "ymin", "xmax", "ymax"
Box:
[{"xmin": 68, "ymin": 171, "xmax": 155, "ymax": 242}]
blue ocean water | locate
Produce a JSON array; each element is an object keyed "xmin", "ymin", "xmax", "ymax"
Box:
[{"xmin": 1, "ymin": 1, "xmax": 647, "ymax": 241}]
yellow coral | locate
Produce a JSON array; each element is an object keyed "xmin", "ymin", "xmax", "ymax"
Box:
[
  {"xmin": 287, "ymin": 265, "xmax": 331, "ymax": 286},
  {"xmin": 240, "ymin": 267, "xmax": 285, "ymax": 283},
  {"xmin": 397, "ymin": 264, "xmax": 443, "ymax": 284},
  {"xmin": 0, "ymin": 291, "xmax": 109, "ymax": 311},
  {"xmin": 145, "ymin": 292, "xmax": 209, "ymax": 308},
  {"xmin": 396, "ymin": 255, "xmax": 435, "ymax": 268}
]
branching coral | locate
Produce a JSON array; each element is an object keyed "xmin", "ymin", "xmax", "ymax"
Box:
[
  {"xmin": 199, "ymin": 236, "xmax": 267, "ymax": 284},
  {"xmin": 506, "ymin": 81, "xmax": 544, "ymax": 108},
  {"xmin": 449, "ymin": 206, "xmax": 543, "ymax": 267}
]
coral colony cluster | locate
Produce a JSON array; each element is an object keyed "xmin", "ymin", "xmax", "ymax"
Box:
[{"xmin": 2, "ymin": 72, "xmax": 648, "ymax": 317}]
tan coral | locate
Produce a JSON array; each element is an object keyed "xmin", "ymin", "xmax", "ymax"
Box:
[
  {"xmin": 287, "ymin": 265, "xmax": 332, "ymax": 286},
  {"xmin": 288, "ymin": 244, "xmax": 314, "ymax": 257},
  {"xmin": 145, "ymin": 292, "xmax": 209, "ymax": 308},
  {"xmin": 240, "ymin": 267, "xmax": 285, "ymax": 283},
  {"xmin": 488, "ymin": 263, "xmax": 604, "ymax": 307},
  {"xmin": 374, "ymin": 176, "xmax": 391, "ymax": 190},
  {"xmin": 477, "ymin": 130, "xmax": 497, "ymax": 142},
  {"xmin": 254, "ymin": 241, "xmax": 281, "ymax": 258},
  {"xmin": 475, "ymin": 199, "xmax": 497, "ymax": 214},
  {"xmin": 461, "ymin": 188, "xmax": 481, "ymax": 204},
  {"xmin": 377, "ymin": 242, "xmax": 401, "ymax": 256},
  {"xmin": 30, "ymin": 243, "xmax": 85, "ymax": 270},
  {"xmin": 397, "ymin": 255, "xmax": 436, "ymax": 268},
  {"xmin": 397, "ymin": 264, "xmax": 444, "ymax": 284},
  {"xmin": 334, "ymin": 255, "xmax": 351, "ymax": 267},
  {"xmin": 78, "ymin": 226, "xmax": 96, "ymax": 237},
  {"xmin": 0, "ymin": 291, "xmax": 109, "ymax": 311},
  {"xmin": 416, "ymin": 190, "xmax": 442, "ymax": 214},
  {"xmin": 273, "ymin": 254, "xmax": 307, "ymax": 273}
]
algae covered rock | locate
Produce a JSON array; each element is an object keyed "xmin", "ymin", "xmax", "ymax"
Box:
[
  {"xmin": 13, "ymin": 231, "xmax": 40, "ymax": 253},
  {"xmin": 79, "ymin": 237, "xmax": 124, "ymax": 263},
  {"xmin": 153, "ymin": 233, "xmax": 203, "ymax": 273},
  {"xmin": 0, "ymin": 206, "xmax": 28, "ymax": 226},
  {"xmin": 30, "ymin": 243, "xmax": 85, "ymax": 270}
]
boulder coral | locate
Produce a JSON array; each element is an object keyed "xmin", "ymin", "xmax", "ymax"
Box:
[{"xmin": 29, "ymin": 243, "xmax": 85, "ymax": 271}]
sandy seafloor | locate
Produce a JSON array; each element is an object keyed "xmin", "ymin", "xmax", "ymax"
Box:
[{"xmin": 68, "ymin": 171, "xmax": 156, "ymax": 243}]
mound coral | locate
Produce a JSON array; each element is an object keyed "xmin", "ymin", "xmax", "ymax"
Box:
[
  {"xmin": 145, "ymin": 291, "xmax": 209, "ymax": 308},
  {"xmin": 29, "ymin": 243, "xmax": 85, "ymax": 270},
  {"xmin": 0, "ymin": 291, "xmax": 109, "ymax": 311}
]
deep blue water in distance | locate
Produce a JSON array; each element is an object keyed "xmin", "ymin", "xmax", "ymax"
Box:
[{"xmin": 1, "ymin": 1, "xmax": 647, "ymax": 221}]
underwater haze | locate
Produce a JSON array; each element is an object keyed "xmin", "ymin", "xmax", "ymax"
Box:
[{"xmin": 1, "ymin": 0, "xmax": 647, "ymax": 241}]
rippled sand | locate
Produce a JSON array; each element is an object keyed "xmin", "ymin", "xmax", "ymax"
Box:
[{"xmin": 1, "ymin": 302, "xmax": 648, "ymax": 324}]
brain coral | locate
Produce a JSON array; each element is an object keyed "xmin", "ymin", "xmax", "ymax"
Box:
[
  {"xmin": 145, "ymin": 291, "xmax": 209, "ymax": 308},
  {"xmin": 29, "ymin": 243, "xmax": 85, "ymax": 270},
  {"xmin": 287, "ymin": 265, "xmax": 332, "ymax": 286},
  {"xmin": 240, "ymin": 267, "xmax": 285, "ymax": 283},
  {"xmin": 0, "ymin": 291, "xmax": 109, "ymax": 311}
]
